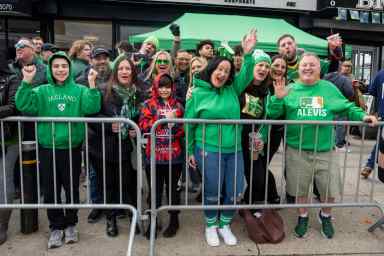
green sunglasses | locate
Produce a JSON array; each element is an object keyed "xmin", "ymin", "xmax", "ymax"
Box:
[{"xmin": 155, "ymin": 59, "xmax": 170, "ymax": 65}]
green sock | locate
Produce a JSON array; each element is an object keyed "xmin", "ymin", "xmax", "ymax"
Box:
[
  {"xmin": 219, "ymin": 215, "xmax": 232, "ymax": 228},
  {"xmin": 206, "ymin": 216, "xmax": 218, "ymax": 228}
]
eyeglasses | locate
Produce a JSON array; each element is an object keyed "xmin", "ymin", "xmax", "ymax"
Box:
[
  {"xmin": 155, "ymin": 59, "xmax": 170, "ymax": 65},
  {"xmin": 15, "ymin": 40, "xmax": 33, "ymax": 49}
]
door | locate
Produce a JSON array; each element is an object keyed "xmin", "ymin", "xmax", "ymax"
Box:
[{"xmin": 351, "ymin": 45, "xmax": 380, "ymax": 86}]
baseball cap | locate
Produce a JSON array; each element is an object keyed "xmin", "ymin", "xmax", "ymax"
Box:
[
  {"xmin": 91, "ymin": 47, "xmax": 110, "ymax": 58},
  {"xmin": 41, "ymin": 43, "xmax": 59, "ymax": 53}
]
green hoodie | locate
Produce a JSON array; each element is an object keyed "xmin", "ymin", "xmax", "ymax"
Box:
[
  {"xmin": 185, "ymin": 53, "xmax": 255, "ymax": 155},
  {"xmin": 15, "ymin": 51, "xmax": 101, "ymax": 149},
  {"xmin": 267, "ymin": 79, "xmax": 366, "ymax": 152}
]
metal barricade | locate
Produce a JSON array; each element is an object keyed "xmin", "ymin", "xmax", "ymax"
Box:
[
  {"xmin": 0, "ymin": 116, "xmax": 143, "ymax": 256},
  {"xmin": 148, "ymin": 118, "xmax": 384, "ymax": 256}
]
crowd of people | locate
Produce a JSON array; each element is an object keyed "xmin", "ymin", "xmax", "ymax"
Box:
[{"xmin": 0, "ymin": 23, "xmax": 380, "ymax": 249}]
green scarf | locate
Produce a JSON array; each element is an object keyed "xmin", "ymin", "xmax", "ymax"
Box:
[{"xmin": 112, "ymin": 84, "xmax": 137, "ymax": 139}]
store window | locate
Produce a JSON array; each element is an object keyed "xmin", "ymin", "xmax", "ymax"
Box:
[
  {"xmin": 119, "ymin": 23, "xmax": 164, "ymax": 50},
  {"xmin": 54, "ymin": 20, "xmax": 112, "ymax": 50},
  {"xmin": 0, "ymin": 18, "xmax": 6, "ymax": 69}
]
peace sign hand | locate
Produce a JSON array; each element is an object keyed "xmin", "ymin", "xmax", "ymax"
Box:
[{"xmin": 242, "ymin": 28, "xmax": 257, "ymax": 54}]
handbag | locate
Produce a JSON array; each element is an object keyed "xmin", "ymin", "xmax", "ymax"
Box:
[{"xmin": 240, "ymin": 209, "xmax": 285, "ymax": 244}]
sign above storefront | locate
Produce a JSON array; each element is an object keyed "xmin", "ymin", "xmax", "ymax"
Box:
[
  {"xmin": 0, "ymin": 0, "xmax": 32, "ymax": 16},
  {"xmin": 145, "ymin": 0, "xmax": 317, "ymax": 11},
  {"xmin": 319, "ymin": 0, "xmax": 384, "ymax": 11}
]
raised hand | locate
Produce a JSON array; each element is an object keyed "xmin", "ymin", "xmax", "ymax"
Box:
[
  {"xmin": 242, "ymin": 28, "xmax": 257, "ymax": 54},
  {"xmin": 22, "ymin": 65, "xmax": 36, "ymax": 84},
  {"xmin": 273, "ymin": 77, "xmax": 288, "ymax": 99},
  {"xmin": 88, "ymin": 68, "xmax": 98, "ymax": 88},
  {"xmin": 169, "ymin": 24, "xmax": 180, "ymax": 37},
  {"xmin": 327, "ymin": 33, "xmax": 343, "ymax": 50}
]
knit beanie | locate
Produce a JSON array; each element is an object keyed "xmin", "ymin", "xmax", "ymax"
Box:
[
  {"xmin": 252, "ymin": 49, "xmax": 271, "ymax": 65},
  {"xmin": 143, "ymin": 36, "xmax": 159, "ymax": 50}
]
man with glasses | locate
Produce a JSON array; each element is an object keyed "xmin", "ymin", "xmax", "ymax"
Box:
[
  {"xmin": 10, "ymin": 38, "xmax": 47, "ymax": 87},
  {"xmin": 0, "ymin": 37, "xmax": 47, "ymax": 245}
]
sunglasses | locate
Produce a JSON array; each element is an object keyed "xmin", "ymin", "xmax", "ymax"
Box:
[
  {"xmin": 155, "ymin": 59, "xmax": 170, "ymax": 65},
  {"xmin": 15, "ymin": 41, "xmax": 33, "ymax": 49}
]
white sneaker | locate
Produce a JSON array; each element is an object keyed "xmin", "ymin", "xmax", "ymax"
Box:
[
  {"xmin": 335, "ymin": 146, "xmax": 351, "ymax": 153},
  {"xmin": 65, "ymin": 225, "xmax": 79, "ymax": 244},
  {"xmin": 205, "ymin": 226, "xmax": 220, "ymax": 247},
  {"xmin": 218, "ymin": 225, "xmax": 237, "ymax": 246},
  {"xmin": 48, "ymin": 229, "xmax": 64, "ymax": 249}
]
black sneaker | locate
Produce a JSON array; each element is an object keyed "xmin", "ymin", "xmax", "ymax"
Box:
[{"xmin": 87, "ymin": 209, "xmax": 103, "ymax": 223}]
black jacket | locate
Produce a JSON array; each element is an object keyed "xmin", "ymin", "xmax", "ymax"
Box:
[
  {"xmin": 76, "ymin": 66, "xmax": 111, "ymax": 88},
  {"xmin": 0, "ymin": 66, "xmax": 22, "ymax": 141},
  {"xmin": 88, "ymin": 86, "xmax": 144, "ymax": 163},
  {"xmin": 8, "ymin": 58, "xmax": 47, "ymax": 141}
]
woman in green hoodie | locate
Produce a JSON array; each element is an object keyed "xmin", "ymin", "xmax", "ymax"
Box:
[
  {"xmin": 16, "ymin": 51, "xmax": 101, "ymax": 249},
  {"xmin": 185, "ymin": 29, "xmax": 256, "ymax": 247},
  {"xmin": 268, "ymin": 52, "xmax": 377, "ymax": 240}
]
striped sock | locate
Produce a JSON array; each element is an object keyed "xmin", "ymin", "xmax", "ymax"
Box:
[
  {"xmin": 219, "ymin": 215, "xmax": 232, "ymax": 228},
  {"xmin": 206, "ymin": 216, "xmax": 218, "ymax": 228}
]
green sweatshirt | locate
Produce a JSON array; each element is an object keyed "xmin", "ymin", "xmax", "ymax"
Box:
[
  {"xmin": 267, "ymin": 79, "xmax": 366, "ymax": 152},
  {"xmin": 15, "ymin": 51, "xmax": 101, "ymax": 149},
  {"xmin": 185, "ymin": 53, "xmax": 255, "ymax": 155}
]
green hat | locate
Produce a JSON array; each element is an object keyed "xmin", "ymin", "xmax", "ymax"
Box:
[
  {"xmin": 252, "ymin": 49, "xmax": 271, "ymax": 65},
  {"xmin": 217, "ymin": 41, "xmax": 234, "ymax": 60},
  {"xmin": 143, "ymin": 36, "xmax": 159, "ymax": 50}
]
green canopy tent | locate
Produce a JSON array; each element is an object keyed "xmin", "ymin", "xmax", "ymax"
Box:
[{"xmin": 131, "ymin": 13, "xmax": 331, "ymax": 56}]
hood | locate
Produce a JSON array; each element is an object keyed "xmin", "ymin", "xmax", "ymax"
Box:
[
  {"xmin": 151, "ymin": 73, "xmax": 176, "ymax": 99},
  {"xmin": 47, "ymin": 51, "xmax": 75, "ymax": 86},
  {"xmin": 193, "ymin": 73, "xmax": 223, "ymax": 95}
]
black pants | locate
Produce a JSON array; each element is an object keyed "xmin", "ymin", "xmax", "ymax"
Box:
[
  {"xmin": 145, "ymin": 163, "xmax": 182, "ymax": 215},
  {"xmin": 242, "ymin": 127, "xmax": 279, "ymax": 204},
  {"xmin": 40, "ymin": 146, "xmax": 81, "ymax": 230},
  {"xmin": 90, "ymin": 155, "xmax": 136, "ymax": 218}
]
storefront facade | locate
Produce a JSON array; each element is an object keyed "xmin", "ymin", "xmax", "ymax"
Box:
[{"xmin": 1, "ymin": 0, "xmax": 384, "ymax": 82}]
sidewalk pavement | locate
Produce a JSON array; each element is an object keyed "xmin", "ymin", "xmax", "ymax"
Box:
[{"xmin": 2, "ymin": 138, "xmax": 384, "ymax": 256}]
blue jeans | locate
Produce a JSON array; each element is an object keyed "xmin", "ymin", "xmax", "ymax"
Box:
[
  {"xmin": 0, "ymin": 144, "xmax": 20, "ymax": 204},
  {"xmin": 366, "ymin": 143, "xmax": 377, "ymax": 169},
  {"xmin": 335, "ymin": 115, "xmax": 347, "ymax": 148},
  {"xmin": 194, "ymin": 146, "xmax": 245, "ymax": 225},
  {"xmin": 89, "ymin": 165, "xmax": 101, "ymax": 204}
]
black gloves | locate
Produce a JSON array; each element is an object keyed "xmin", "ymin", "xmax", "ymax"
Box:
[{"xmin": 169, "ymin": 24, "xmax": 180, "ymax": 37}]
